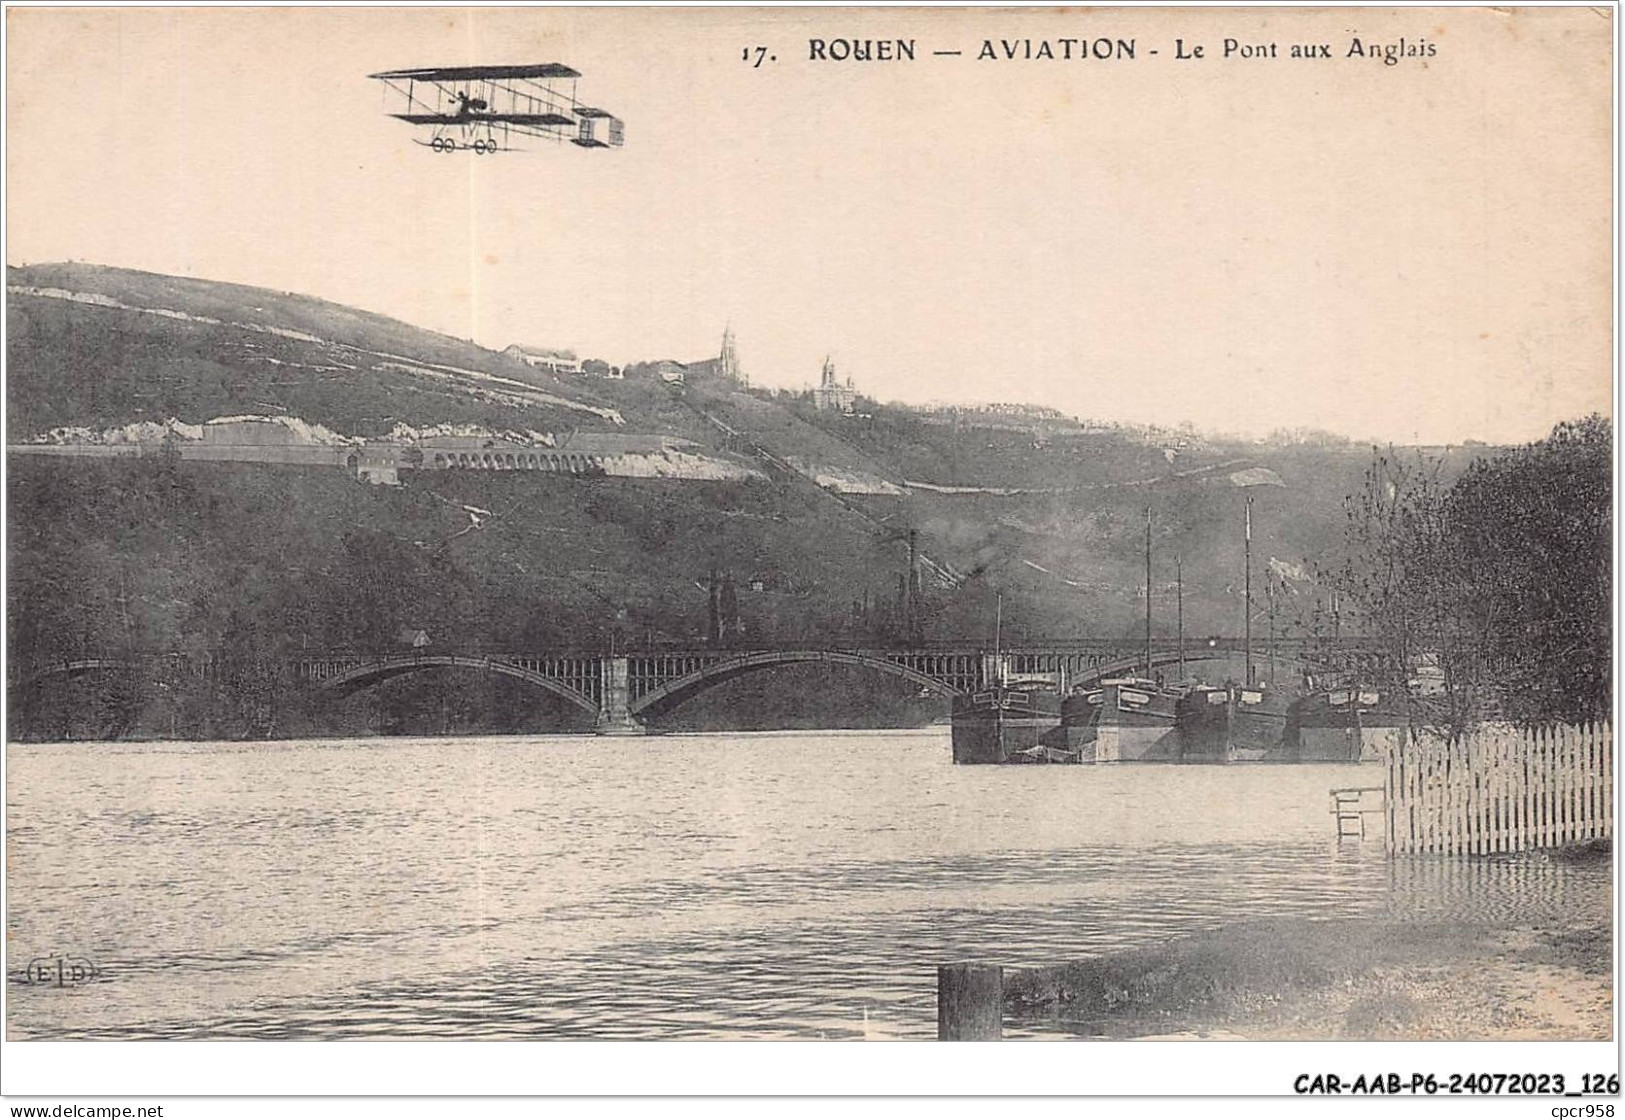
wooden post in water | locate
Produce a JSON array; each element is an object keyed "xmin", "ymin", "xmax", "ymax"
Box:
[
  {"xmin": 937, "ymin": 963, "xmax": 1002, "ymax": 1040},
  {"xmin": 1243, "ymin": 496, "xmax": 1253, "ymax": 686},
  {"xmin": 1176, "ymin": 555, "xmax": 1185, "ymax": 682},
  {"xmin": 1144, "ymin": 506, "xmax": 1153, "ymax": 679}
]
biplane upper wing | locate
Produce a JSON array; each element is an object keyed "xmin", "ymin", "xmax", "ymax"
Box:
[{"xmin": 368, "ymin": 63, "xmax": 581, "ymax": 81}]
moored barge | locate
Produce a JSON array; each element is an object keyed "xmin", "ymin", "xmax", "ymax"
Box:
[
  {"xmin": 1283, "ymin": 687, "xmax": 1407, "ymax": 761},
  {"xmin": 950, "ymin": 683, "xmax": 1064, "ymax": 764},
  {"xmin": 1173, "ymin": 682, "xmax": 1292, "ymax": 762},
  {"xmin": 1057, "ymin": 678, "xmax": 1181, "ymax": 762}
]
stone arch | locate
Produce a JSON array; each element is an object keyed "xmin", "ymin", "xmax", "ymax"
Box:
[
  {"xmin": 630, "ymin": 649, "xmax": 962, "ymax": 719},
  {"xmin": 16, "ymin": 657, "xmax": 142, "ymax": 691},
  {"xmin": 311, "ymin": 655, "xmax": 599, "ymax": 715}
]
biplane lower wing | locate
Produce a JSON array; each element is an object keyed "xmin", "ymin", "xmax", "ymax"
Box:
[{"xmin": 391, "ymin": 112, "xmax": 575, "ymax": 127}]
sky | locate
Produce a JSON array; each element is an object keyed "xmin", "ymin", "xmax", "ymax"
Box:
[{"xmin": 6, "ymin": 6, "xmax": 1614, "ymax": 444}]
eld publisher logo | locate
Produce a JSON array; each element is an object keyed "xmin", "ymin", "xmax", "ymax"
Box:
[{"xmin": 23, "ymin": 955, "xmax": 101, "ymax": 987}]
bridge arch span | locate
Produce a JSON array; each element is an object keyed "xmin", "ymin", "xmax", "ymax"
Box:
[
  {"xmin": 629, "ymin": 649, "xmax": 962, "ymax": 720},
  {"xmin": 312, "ymin": 654, "xmax": 600, "ymax": 716},
  {"xmin": 15, "ymin": 657, "xmax": 144, "ymax": 692},
  {"xmin": 1074, "ymin": 648, "xmax": 1317, "ymax": 689}
]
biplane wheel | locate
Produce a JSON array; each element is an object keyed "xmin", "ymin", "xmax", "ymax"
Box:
[{"xmin": 430, "ymin": 137, "xmax": 447, "ymax": 152}]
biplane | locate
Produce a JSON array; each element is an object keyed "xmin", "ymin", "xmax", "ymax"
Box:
[{"xmin": 369, "ymin": 63, "xmax": 624, "ymax": 153}]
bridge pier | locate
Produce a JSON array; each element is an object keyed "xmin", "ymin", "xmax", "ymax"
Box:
[
  {"xmin": 979, "ymin": 652, "xmax": 1076, "ymax": 693},
  {"xmin": 980, "ymin": 652, "xmax": 1006, "ymax": 688},
  {"xmin": 595, "ymin": 656, "xmax": 645, "ymax": 735}
]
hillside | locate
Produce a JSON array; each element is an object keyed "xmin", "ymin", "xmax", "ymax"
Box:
[{"xmin": 6, "ymin": 263, "xmax": 1496, "ymax": 736}]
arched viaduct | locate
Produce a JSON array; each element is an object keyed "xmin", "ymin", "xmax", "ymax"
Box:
[{"xmin": 15, "ymin": 639, "xmax": 1361, "ymax": 733}]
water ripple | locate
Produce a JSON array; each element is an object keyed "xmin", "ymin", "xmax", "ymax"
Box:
[{"xmin": 7, "ymin": 733, "xmax": 1609, "ymax": 1039}]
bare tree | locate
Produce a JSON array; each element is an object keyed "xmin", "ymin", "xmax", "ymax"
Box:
[
  {"xmin": 1325, "ymin": 417, "xmax": 1612, "ymax": 741},
  {"xmin": 1322, "ymin": 448, "xmax": 1481, "ymax": 742}
]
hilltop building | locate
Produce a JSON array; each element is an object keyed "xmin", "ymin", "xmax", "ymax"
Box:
[
  {"xmin": 682, "ymin": 326, "xmax": 747, "ymax": 387},
  {"xmin": 505, "ymin": 345, "xmax": 584, "ymax": 375},
  {"xmin": 812, "ymin": 356, "xmax": 857, "ymax": 413}
]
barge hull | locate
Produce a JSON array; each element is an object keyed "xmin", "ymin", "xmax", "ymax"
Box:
[
  {"xmin": 952, "ymin": 713, "xmax": 1064, "ymax": 764},
  {"xmin": 1058, "ymin": 682, "xmax": 1180, "ymax": 763}
]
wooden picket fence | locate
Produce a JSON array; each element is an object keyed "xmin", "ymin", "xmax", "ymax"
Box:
[{"xmin": 1385, "ymin": 722, "xmax": 1612, "ymax": 855}]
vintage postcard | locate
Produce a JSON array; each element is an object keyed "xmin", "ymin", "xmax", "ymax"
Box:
[{"xmin": 2, "ymin": 3, "xmax": 1615, "ymax": 1106}]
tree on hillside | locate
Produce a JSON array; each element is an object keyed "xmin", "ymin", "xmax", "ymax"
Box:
[{"xmin": 338, "ymin": 528, "xmax": 415, "ymax": 655}]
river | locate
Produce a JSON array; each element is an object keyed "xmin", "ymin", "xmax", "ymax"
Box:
[{"xmin": 5, "ymin": 730, "xmax": 1610, "ymax": 1039}]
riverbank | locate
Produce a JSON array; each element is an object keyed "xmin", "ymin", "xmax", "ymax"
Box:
[{"xmin": 1005, "ymin": 846, "xmax": 1612, "ymax": 1041}]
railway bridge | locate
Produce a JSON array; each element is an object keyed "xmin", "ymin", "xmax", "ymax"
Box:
[{"xmin": 15, "ymin": 638, "xmax": 1371, "ymax": 733}]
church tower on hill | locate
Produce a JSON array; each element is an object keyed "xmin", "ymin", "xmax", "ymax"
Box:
[
  {"xmin": 719, "ymin": 324, "xmax": 745, "ymax": 387},
  {"xmin": 813, "ymin": 355, "xmax": 857, "ymax": 412}
]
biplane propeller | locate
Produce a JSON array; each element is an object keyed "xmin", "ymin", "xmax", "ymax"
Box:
[{"xmin": 369, "ymin": 63, "xmax": 624, "ymax": 154}]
